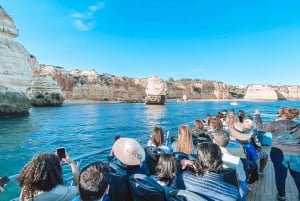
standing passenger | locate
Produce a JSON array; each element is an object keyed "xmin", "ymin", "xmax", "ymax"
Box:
[{"xmin": 255, "ymin": 107, "xmax": 300, "ymax": 201}]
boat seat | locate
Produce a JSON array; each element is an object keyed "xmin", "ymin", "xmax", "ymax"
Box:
[
  {"xmin": 108, "ymin": 162, "xmax": 132, "ymax": 201},
  {"xmin": 166, "ymin": 189, "xmax": 208, "ymax": 201},
  {"xmin": 129, "ymin": 173, "xmax": 166, "ymax": 201},
  {"xmin": 222, "ymin": 167, "xmax": 240, "ymax": 188}
]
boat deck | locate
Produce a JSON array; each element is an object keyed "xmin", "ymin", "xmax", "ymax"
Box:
[{"xmin": 247, "ymin": 146, "xmax": 298, "ymax": 201}]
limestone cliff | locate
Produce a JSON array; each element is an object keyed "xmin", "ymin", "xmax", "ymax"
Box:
[
  {"xmin": 0, "ymin": 6, "xmax": 32, "ymax": 91},
  {"xmin": 35, "ymin": 65, "xmax": 231, "ymax": 102},
  {"xmin": 244, "ymin": 85, "xmax": 278, "ymax": 100},
  {"xmin": 274, "ymin": 85, "xmax": 300, "ymax": 100},
  {"xmin": 0, "ymin": 6, "xmax": 32, "ymax": 116},
  {"xmin": 36, "ymin": 65, "xmax": 147, "ymax": 102},
  {"xmin": 167, "ymin": 80, "xmax": 229, "ymax": 100}
]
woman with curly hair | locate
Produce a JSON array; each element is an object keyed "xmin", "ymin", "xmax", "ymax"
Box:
[{"xmin": 18, "ymin": 153, "xmax": 78, "ymax": 201}]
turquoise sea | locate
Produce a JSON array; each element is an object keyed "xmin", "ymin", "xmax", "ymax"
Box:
[{"xmin": 1, "ymin": 100, "xmax": 300, "ymax": 200}]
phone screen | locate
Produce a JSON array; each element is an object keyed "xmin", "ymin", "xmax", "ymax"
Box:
[
  {"xmin": 56, "ymin": 147, "xmax": 66, "ymax": 160},
  {"xmin": 0, "ymin": 176, "xmax": 9, "ymax": 187}
]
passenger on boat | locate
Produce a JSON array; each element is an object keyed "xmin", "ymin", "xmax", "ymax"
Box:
[
  {"xmin": 255, "ymin": 107, "xmax": 300, "ymax": 201},
  {"xmin": 228, "ymin": 121, "xmax": 259, "ymax": 185},
  {"xmin": 177, "ymin": 143, "xmax": 241, "ymax": 201},
  {"xmin": 72, "ymin": 162, "xmax": 110, "ymax": 201},
  {"xmin": 206, "ymin": 118, "xmax": 223, "ymax": 137},
  {"xmin": 243, "ymin": 115, "xmax": 268, "ymax": 177},
  {"xmin": 147, "ymin": 126, "xmax": 170, "ymax": 153},
  {"xmin": 109, "ymin": 137, "xmax": 150, "ymax": 176},
  {"xmin": 191, "ymin": 119, "xmax": 211, "ymax": 145},
  {"xmin": 17, "ymin": 153, "xmax": 78, "ymax": 201},
  {"xmin": 212, "ymin": 129, "xmax": 248, "ymax": 199},
  {"xmin": 191, "ymin": 119, "xmax": 205, "ymax": 137},
  {"xmin": 202, "ymin": 113, "xmax": 212, "ymax": 131},
  {"xmin": 169, "ymin": 125, "xmax": 196, "ymax": 155},
  {"xmin": 151, "ymin": 153, "xmax": 177, "ymax": 188},
  {"xmin": 237, "ymin": 110, "xmax": 245, "ymax": 123}
]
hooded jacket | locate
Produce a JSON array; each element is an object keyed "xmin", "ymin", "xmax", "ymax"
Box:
[{"xmin": 255, "ymin": 114, "xmax": 300, "ymax": 155}]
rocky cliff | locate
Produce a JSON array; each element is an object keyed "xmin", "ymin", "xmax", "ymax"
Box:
[
  {"xmin": 243, "ymin": 84, "xmax": 300, "ymax": 100},
  {"xmin": 35, "ymin": 65, "xmax": 231, "ymax": 102},
  {"xmin": 0, "ymin": 6, "xmax": 32, "ymax": 116}
]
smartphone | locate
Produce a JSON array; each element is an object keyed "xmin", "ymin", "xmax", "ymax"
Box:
[
  {"xmin": 0, "ymin": 176, "xmax": 9, "ymax": 187},
  {"xmin": 56, "ymin": 147, "xmax": 66, "ymax": 160}
]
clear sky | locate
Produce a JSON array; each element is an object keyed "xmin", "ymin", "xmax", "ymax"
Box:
[{"xmin": 1, "ymin": 0, "xmax": 300, "ymax": 86}]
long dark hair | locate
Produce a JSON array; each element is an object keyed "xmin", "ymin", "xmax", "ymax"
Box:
[
  {"xmin": 195, "ymin": 143, "xmax": 223, "ymax": 176},
  {"xmin": 155, "ymin": 154, "xmax": 177, "ymax": 186},
  {"xmin": 18, "ymin": 153, "xmax": 63, "ymax": 200},
  {"xmin": 151, "ymin": 126, "xmax": 164, "ymax": 147}
]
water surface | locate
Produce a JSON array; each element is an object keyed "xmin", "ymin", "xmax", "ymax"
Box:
[{"xmin": 1, "ymin": 100, "xmax": 300, "ymax": 200}]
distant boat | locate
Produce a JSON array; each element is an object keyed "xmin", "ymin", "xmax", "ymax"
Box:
[{"xmin": 230, "ymin": 100, "xmax": 238, "ymax": 106}]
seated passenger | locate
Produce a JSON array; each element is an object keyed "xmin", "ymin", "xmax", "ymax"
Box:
[
  {"xmin": 191, "ymin": 120, "xmax": 211, "ymax": 144},
  {"xmin": 73, "ymin": 162, "xmax": 110, "ymax": 201},
  {"xmin": 147, "ymin": 126, "xmax": 170, "ymax": 153},
  {"xmin": 151, "ymin": 153, "xmax": 177, "ymax": 188},
  {"xmin": 170, "ymin": 125, "xmax": 196, "ymax": 155},
  {"xmin": 202, "ymin": 113, "xmax": 212, "ymax": 131},
  {"xmin": 18, "ymin": 153, "xmax": 78, "ymax": 201},
  {"xmin": 206, "ymin": 118, "xmax": 223, "ymax": 137},
  {"xmin": 212, "ymin": 129, "xmax": 248, "ymax": 199},
  {"xmin": 228, "ymin": 121, "xmax": 259, "ymax": 184},
  {"xmin": 110, "ymin": 137, "xmax": 149, "ymax": 176},
  {"xmin": 177, "ymin": 143, "xmax": 241, "ymax": 201}
]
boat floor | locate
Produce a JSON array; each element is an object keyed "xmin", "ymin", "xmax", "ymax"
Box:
[{"xmin": 247, "ymin": 146, "xmax": 299, "ymax": 201}]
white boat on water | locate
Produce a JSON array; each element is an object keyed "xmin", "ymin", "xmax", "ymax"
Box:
[{"xmin": 230, "ymin": 100, "xmax": 238, "ymax": 105}]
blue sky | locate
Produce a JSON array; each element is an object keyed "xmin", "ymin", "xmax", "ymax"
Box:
[{"xmin": 1, "ymin": 0, "xmax": 300, "ymax": 86}]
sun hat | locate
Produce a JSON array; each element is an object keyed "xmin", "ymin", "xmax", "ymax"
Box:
[
  {"xmin": 112, "ymin": 137, "xmax": 145, "ymax": 166},
  {"xmin": 228, "ymin": 122, "xmax": 252, "ymax": 142}
]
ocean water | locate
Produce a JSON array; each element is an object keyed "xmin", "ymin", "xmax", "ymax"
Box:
[{"xmin": 1, "ymin": 100, "xmax": 300, "ymax": 200}]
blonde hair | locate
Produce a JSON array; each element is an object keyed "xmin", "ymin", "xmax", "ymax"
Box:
[{"xmin": 176, "ymin": 125, "xmax": 194, "ymax": 154}]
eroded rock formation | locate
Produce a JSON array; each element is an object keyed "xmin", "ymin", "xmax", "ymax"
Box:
[
  {"xmin": 0, "ymin": 85, "xmax": 31, "ymax": 117},
  {"xmin": 29, "ymin": 76, "xmax": 64, "ymax": 106},
  {"xmin": 145, "ymin": 75, "xmax": 167, "ymax": 104}
]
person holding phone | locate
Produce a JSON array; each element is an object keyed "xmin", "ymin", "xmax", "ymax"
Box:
[{"xmin": 17, "ymin": 152, "xmax": 79, "ymax": 201}]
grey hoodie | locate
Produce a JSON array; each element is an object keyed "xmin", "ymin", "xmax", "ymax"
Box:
[{"xmin": 255, "ymin": 114, "xmax": 300, "ymax": 155}]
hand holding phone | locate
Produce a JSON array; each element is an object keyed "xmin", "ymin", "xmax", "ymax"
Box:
[
  {"xmin": 0, "ymin": 176, "xmax": 9, "ymax": 187},
  {"xmin": 56, "ymin": 147, "xmax": 66, "ymax": 160}
]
